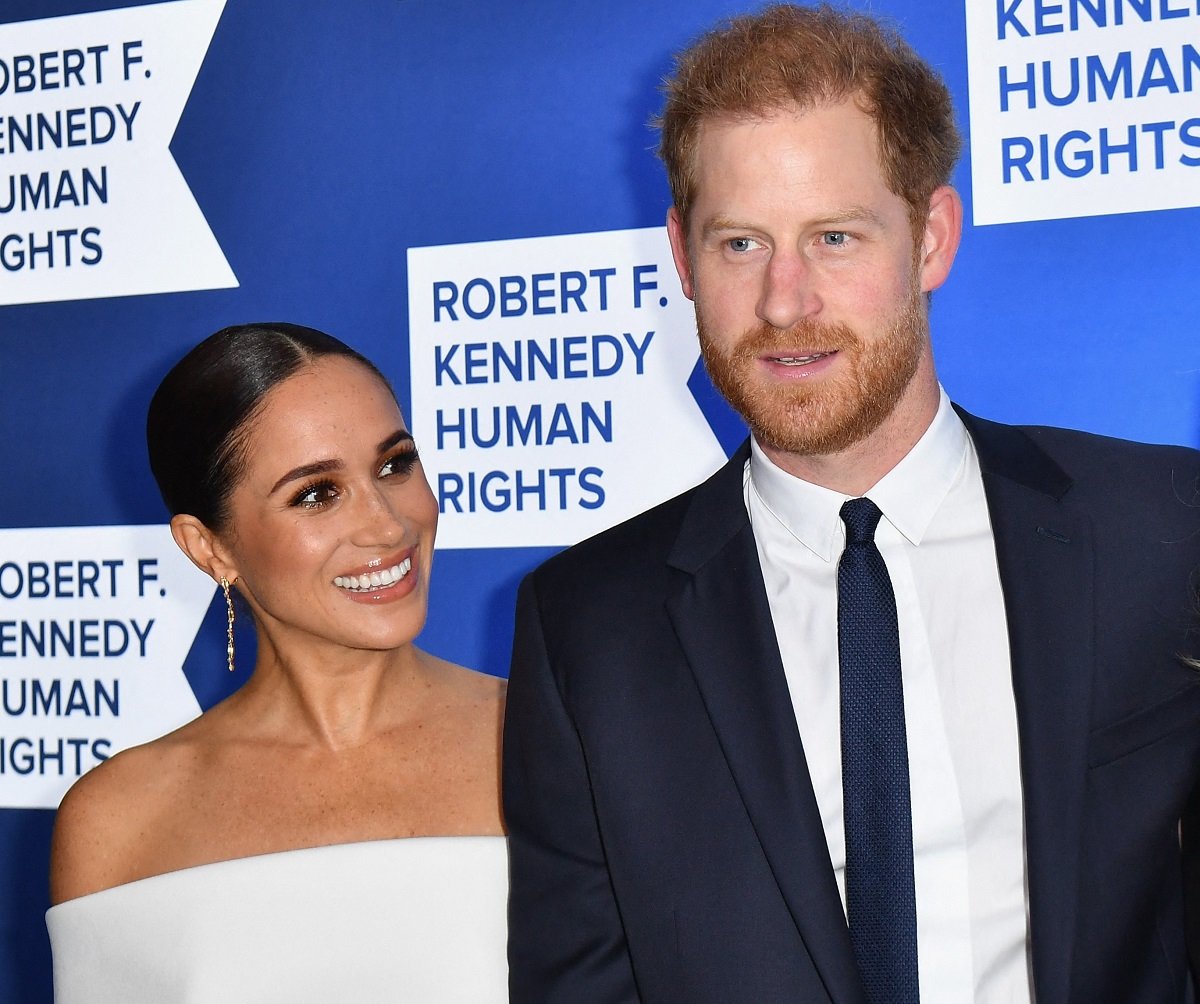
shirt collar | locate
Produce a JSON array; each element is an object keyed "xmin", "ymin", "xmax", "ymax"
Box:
[{"xmin": 748, "ymin": 387, "xmax": 968, "ymax": 561}]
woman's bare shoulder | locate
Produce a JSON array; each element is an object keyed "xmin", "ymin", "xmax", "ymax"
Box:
[
  {"xmin": 49, "ymin": 716, "xmax": 213, "ymax": 904},
  {"xmin": 421, "ymin": 651, "xmax": 507, "ymax": 705}
]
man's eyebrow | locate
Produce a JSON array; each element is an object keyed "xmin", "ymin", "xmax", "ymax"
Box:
[
  {"xmin": 810, "ymin": 205, "xmax": 888, "ymax": 228},
  {"xmin": 701, "ymin": 206, "xmax": 888, "ymax": 237},
  {"xmin": 702, "ymin": 215, "xmax": 756, "ymax": 235}
]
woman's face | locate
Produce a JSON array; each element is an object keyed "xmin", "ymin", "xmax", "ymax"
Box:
[{"xmin": 216, "ymin": 356, "xmax": 438, "ymax": 655}]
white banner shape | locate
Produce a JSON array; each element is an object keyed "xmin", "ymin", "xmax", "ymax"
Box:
[
  {"xmin": 0, "ymin": 0, "xmax": 235, "ymax": 305},
  {"xmin": 966, "ymin": 0, "xmax": 1200, "ymax": 225},
  {"xmin": 408, "ymin": 227, "xmax": 726, "ymax": 549},
  {"xmin": 0, "ymin": 525, "xmax": 213, "ymax": 809}
]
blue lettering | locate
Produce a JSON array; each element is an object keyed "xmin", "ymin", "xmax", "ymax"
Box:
[
  {"xmin": 562, "ymin": 336, "xmax": 588, "ymax": 378},
  {"xmin": 1099, "ymin": 124, "xmax": 1137, "ymax": 173},
  {"xmin": 1036, "ymin": 0, "xmax": 1065, "ymax": 33},
  {"xmin": 560, "ymin": 271, "xmax": 587, "ymax": 313},
  {"xmin": 1070, "ymin": 0, "xmax": 1106, "ymax": 29},
  {"xmin": 0, "ymin": 563, "xmax": 20, "ymax": 597},
  {"xmin": 463, "ymin": 342, "xmax": 488, "ymax": 384},
  {"xmin": 1002, "ymin": 136, "xmax": 1035, "ymax": 182},
  {"xmin": 632, "ymin": 264, "xmax": 658, "ymax": 307},
  {"xmin": 507, "ymin": 406, "xmax": 541, "ymax": 446},
  {"xmin": 1044, "ymin": 58, "xmax": 1079, "ymax": 105},
  {"xmin": 1142, "ymin": 120, "xmax": 1173, "ymax": 167},
  {"xmin": 499, "ymin": 275, "xmax": 527, "ymax": 317},
  {"xmin": 1138, "ymin": 47, "xmax": 1180, "ymax": 95},
  {"xmin": 438, "ymin": 473, "xmax": 465, "ymax": 513},
  {"xmin": 1057, "ymin": 130, "xmax": 1095, "ymax": 177},
  {"xmin": 579, "ymin": 467, "xmax": 605, "ymax": 509},
  {"xmin": 1088, "ymin": 51, "xmax": 1132, "ymax": 101},
  {"xmin": 434, "ymin": 343, "xmax": 460, "ymax": 386},
  {"xmin": 589, "ymin": 267, "xmax": 615, "ymax": 310},
  {"xmin": 483, "ymin": 470, "xmax": 512, "ymax": 512},
  {"xmin": 1181, "ymin": 117, "xmax": 1200, "ymax": 165},
  {"xmin": 1000, "ymin": 62, "xmax": 1037, "ymax": 111},
  {"xmin": 997, "ymin": 0, "xmax": 1030, "ymax": 38},
  {"xmin": 437, "ymin": 408, "xmax": 466, "ymax": 449},
  {"xmin": 546, "ymin": 404, "xmax": 580, "ymax": 445},
  {"xmin": 432, "ymin": 281, "xmax": 458, "ymax": 321},
  {"xmin": 592, "ymin": 334, "xmax": 623, "ymax": 376},
  {"xmin": 531, "ymin": 272, "xmax": 555, "ymax": 315},
  {"xmin": 462, "ymin": 278, "xmax": 495, "ymax": 320},
  {"xmin": 624, "ymin": 331, "xmax": 655, "ymax": 374},
  {"xmin": 1115, "ymin": 0, "xmax": 1153, "ymax": 26},
  {"xmin": 493, "ymin": 340, "xmax": 522, "ymax": 382}
]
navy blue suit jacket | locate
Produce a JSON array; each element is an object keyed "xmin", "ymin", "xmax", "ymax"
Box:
[{"xmin": 504, "ymin": 411, "xmax": 1200, "ymax": 1002}]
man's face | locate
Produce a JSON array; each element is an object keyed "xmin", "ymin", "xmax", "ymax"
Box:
[{"xmin": 667, "ymin": 98, "xmax": 953, "ymax": 462}]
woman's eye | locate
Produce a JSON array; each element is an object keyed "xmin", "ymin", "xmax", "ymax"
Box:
[
  {"xmin": 379, "ymin": 449, "xmax": 419, "ymax": 479},
  {"xmin": 290, "ymin": 481, "xmax": 339, "ymax": 508}
]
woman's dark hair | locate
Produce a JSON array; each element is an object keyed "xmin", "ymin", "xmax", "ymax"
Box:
[{"xmin": 146, "ymin": 322, "xmax": 393, "ymax": 530}]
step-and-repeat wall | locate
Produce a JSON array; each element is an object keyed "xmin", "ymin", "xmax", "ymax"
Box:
[{"xmin": 2, "ymin": 0, "xmax": 1197, "ymax": 997}]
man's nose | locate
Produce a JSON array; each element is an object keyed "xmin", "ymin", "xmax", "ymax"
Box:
[{"xmin": 756, "ymin": 251, "xmax": 821, "ymax": 331}]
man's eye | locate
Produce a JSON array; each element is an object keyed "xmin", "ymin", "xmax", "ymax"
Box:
[
  {"xmin": 291, "ymin": 481, "xmax": 338, "ymax": 508},
  {"xmin": 727, "ymin": 237, "xmax": 760, "ymax": 253},
  {"xmin": 822, "ymin": 231, "xmax": 849, "ymax": 247}
]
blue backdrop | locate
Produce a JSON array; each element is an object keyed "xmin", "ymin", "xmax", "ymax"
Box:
[{"xmin": 2, "ymin": 1, "xmax": 1198, "ymax": 998}]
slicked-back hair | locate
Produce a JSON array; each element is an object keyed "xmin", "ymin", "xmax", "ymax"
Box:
[
  {"xmin": 146, "ymin": 323, "xmax": 393, "ymax": 531},
  {"xmin": 657, "ymin": 3, "xmax": 962, "ymax": 235}
]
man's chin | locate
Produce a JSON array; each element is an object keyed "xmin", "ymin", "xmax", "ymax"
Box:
[{"xmin": 742, "ymin": 392, "xmax": 893, "ymax": 458}]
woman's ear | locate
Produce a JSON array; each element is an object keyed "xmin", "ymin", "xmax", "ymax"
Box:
[{"xmin": 169, "ymin": 514, "xmax": 238, "ymax": 585}]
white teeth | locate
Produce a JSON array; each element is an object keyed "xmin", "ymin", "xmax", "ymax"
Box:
[
  {"xmin": 774, "ymin": 353, "xmax": 827, "ymax": 365},
  {"xmin": 334, "ymin": 557, "xmax": 413, "ymax": 592}
]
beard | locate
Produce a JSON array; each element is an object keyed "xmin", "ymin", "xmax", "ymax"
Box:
[{"xmin": 697, "ymin": 285, "xmax": 928, "ymax": 458}]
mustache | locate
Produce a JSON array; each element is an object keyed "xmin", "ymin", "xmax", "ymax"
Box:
[{"xmin": 710, "ymin": 317, "xmax": 862, "ymax": 360}]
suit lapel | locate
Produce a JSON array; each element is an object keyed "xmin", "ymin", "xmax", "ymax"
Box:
[
  {"xmin": 665, "ymin": 445, "xmax": 865, "ymax": 1004},
  {"xmin": 961, "ymin": 409, "xmax": 1095, "ymax": 1004},
  {"xmin": 664, "ymin": 415, "xmax": 1095, "ymax": 1002}
]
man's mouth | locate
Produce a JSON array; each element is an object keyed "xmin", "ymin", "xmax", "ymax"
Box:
[
  {"xmin": 767, "ymin": 351, "xmax": 834, "ymax": 366},
  {"xmin": 333, "ymin": 557, "xmax": 412, "ymax": 593}
]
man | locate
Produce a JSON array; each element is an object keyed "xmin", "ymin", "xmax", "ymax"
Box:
[{"xmin": 504, "ymin": 5, "xmax": 1200, "ymax": 1001}]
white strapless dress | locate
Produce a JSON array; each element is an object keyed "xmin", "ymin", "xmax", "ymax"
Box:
[{"xmin": 46, "ymin": 835, "xmax": 508, "ymax": 1003}]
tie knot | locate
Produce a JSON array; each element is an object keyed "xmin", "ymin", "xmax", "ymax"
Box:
[{"xmin": 840, "ymin": 497, "xmax": 883, "ymax": 545}]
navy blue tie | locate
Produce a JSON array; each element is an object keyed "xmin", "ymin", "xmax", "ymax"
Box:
[{"xmin": 837, "ymin": 497, "xmax": 919, "ymax": 1002}]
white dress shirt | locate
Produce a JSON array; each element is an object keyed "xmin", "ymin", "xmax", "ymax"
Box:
[{"xmin": 744, "ymin": 390, "xmax": 1032, "ymax": 1002}]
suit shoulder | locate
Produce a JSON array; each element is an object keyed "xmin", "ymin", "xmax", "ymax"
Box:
[
  {"xmin": 1018, "ymin": 423, "xmax": 1199, "ymax": 465},
  {"xmin": 1018, "ymin": 424, "xmax": 1200, "ymax": 495},
  {"xmin": 523, "ymin": 445, "xmax": 750, "ymax": 607},
  {"xmin": 963, "ymin": 407, "xmax": 1200, "ymax": 490},
  {"xmin": 533, "ymin": 483, "xmax": 697, "ymax": 587}
]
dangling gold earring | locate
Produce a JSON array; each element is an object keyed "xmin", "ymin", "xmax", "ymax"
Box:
[{"xmin": 221, "ymin": 576, "xmax": 235, "ymax": 673}]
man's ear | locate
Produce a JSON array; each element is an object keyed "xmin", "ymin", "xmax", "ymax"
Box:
[
  {"xmin": 918, "ymin": 185, "xmax": 963, "ymax": 294},
  {"xmin": 170, "ymin": 514, "xmax": 238, "ymax": 585},
  {"xmin": 666, "ymin": 207, "xmax": 696, "ymax": 301}
]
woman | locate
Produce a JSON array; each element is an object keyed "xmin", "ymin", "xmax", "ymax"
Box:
[{"xmin": 46, "ymin": 323, "xmax": 508, "ymax": 1001}]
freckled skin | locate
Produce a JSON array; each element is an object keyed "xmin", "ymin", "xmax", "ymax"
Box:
[{"xmin": 50, "ymin": 358, "xmax": 505, "ymax": 904}]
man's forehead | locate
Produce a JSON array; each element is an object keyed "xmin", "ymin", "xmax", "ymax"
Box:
[{"xmin": 692, "ymin": 92, "xmax": 873, "ymax": 137}]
